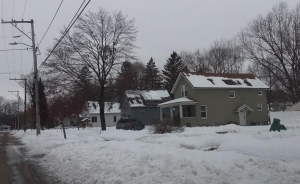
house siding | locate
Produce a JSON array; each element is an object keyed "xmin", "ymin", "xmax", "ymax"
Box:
[
  {"xmin": 131, "ymin": 107, "xmax": 160, "ymax": 125},
  {"xmin": 120, "ymin": 95, "xmax": 162, "ymax": 125},
  {"xmin": 173, "ymin": 76, "xmax": 269, "ymax": 126},
  {"xmin": 90, "ymin": 113, "xmax": 121, "ymax": 127}
]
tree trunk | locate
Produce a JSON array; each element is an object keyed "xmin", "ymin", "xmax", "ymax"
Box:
[
  {"xmin": 99, "ymin": 89, "xmax": 106, "ymax": 131},
  {"xmin": 61, "ymin": 122, "xmax": 67, "ymax": 139}
]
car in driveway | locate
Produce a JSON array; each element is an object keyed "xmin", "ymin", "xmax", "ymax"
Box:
[{"xmin": 116, "ymin": 118, "xmax": 145, "ymax": 130}]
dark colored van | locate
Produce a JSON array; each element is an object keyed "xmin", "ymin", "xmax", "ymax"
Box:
[{"xmin": 116, "ymin": 118, "xmax": 145, "ymax": 130}]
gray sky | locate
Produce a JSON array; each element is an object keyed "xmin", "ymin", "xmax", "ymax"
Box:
[{"xmin": 0, "ymin": 0, "xmax": 299, "ymax": 100}]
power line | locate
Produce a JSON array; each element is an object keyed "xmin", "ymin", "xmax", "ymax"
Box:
[
  {"xmin": 22, "ymin": 0, "xmax": 28, "ymax": 19},
  {"xmin": 21, "ymin": 0, "xmax": 29, "ymax": 71},
  {"xmin": 38, "ymin": 0, "xmax": 91, "ymax": 71},
  {"xmin": 12, "ymin": 0, "xmax": 15, "ymax": 19},
  {"xmin": 38, "ymin": 0, "xmax": 64, "ymax": 47}
]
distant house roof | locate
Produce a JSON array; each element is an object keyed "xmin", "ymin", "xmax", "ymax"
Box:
[
  {"xmin": 285, "ymin": 101, "xmax": 300, "ymax": 111},
  {"xmin": 125, "ymin": 90, "xmax": 170, "ymax": 107},
  {"xmin": 171, "ymin": 72, "xmax": 269, "ymax": 93},
  {"xmin": 88, "ymin": 101, "xmax": 121, "ymax": 114}
]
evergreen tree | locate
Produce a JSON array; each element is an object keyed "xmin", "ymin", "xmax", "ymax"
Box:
[
  {"xmin": 115, "ymin": 61, "xmax": 139, "ymax": 100},
  {"xmin": 31, "ymin": 79, "xmax": 49, "ymax": 128},
  {"xmin": 141, "ymin": 57, "xmax": 163, "ymax": 90},
  {"xmin": 162, "ymin": 51, "xmax": 185, "ymax": 93}
]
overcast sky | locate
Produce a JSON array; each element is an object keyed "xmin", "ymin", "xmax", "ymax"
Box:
[{"xmin": 0, "ymin": 0, "xmax": 299, "ymax": 101}]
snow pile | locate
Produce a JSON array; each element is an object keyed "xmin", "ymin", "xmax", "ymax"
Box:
[{"xmin": 12, "ymin": 122, "xmax": 300, "ymax": 184}]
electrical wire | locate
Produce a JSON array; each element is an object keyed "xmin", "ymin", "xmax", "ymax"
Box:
[
  {"xmin": 38, "ymin": 0, "xmax": 91, "ymax": 71},
  {"xmin": 38, "ymin": 0, "xmax": 64, "ymax": 47}
]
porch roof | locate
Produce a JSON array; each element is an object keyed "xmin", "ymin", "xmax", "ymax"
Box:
[
  {"xmin": 158, "ymin": 97, "xmax": 198, "ymax": 107},
  {"xmin": 235, "ymin": 104, "xmax": 254, "ymax": 112}
]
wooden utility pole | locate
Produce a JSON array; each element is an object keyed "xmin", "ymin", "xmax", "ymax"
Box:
[
  {"xmin": 2, "ymin": 19, "xmax": 41, "ymax": 135},
  {"xmin": 10, "ymin": 78, "xmax": 27, "ymax": 132},
  {"xmin": 8, "ymin": 91, "xmax": 20, "ymax": 131}
]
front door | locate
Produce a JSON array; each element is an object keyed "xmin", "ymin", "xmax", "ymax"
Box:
[{"xmin": 238, "ymin": 109, "xmax": 247, "ymax": 126}]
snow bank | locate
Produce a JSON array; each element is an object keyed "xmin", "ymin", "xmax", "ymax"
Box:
[{"xmin": 12, "ymin": 123, "xmax": 300, "ymax": 184}]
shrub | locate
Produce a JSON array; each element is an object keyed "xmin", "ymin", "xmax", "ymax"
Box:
[{"xmin": 149, "ymin": 118, "xmax": 184, "ymax": 134}]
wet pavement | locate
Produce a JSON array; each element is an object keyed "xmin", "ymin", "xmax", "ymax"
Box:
[{"xmin": 0, "ymin": 132, "xmax": 60, "ymax": 184}]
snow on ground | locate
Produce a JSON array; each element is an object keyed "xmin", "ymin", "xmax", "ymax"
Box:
[{"xmin": 12, "ymin": 115, "xmax": 300, "ymax": 184}]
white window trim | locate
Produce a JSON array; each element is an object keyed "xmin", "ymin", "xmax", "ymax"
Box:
[
  {"xmin": 200, "ymin": 105, "xmax": 207, "ymax": 119},
  {"xmin": 258, "ymin": 91, "xmax": 263, "ymax": 96},
  {"xmin": 257, "ymin": 104, "xmax": 262, "ymax": 111},
  {"xmin": 229, "ymin": 91, "xmax": 235, "ymax": 98}
]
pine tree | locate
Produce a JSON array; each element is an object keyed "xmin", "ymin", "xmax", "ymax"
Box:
[
  {"xmin": 141, "ymin": 57, "xmax": 163, "ymax": 90},
  {"xmin": 115, "ymin": 61, "xmax": 138, "ymax": 100},
  {"xmin": 162, "ymin": 51, "xmax": 185, "ymax": 93},
  {"xmin": 31, "ymin": 79, "xmax": 49, "ymax": 128}
]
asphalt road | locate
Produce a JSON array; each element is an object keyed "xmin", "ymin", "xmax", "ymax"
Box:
[{"xmin": 0, "ymin": 132, "xmax": 60, "ymax": 184}]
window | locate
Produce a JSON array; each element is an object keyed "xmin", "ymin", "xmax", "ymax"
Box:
[
  {"xmin": 229, "ymin": 91, "xmax": 235, "ymax": 98},
  {"xmin": 114, "ymin": 116, "xmax": 116, "ymax": 122},
  {"xmin": 92, "ymin": 117, "xmax": 97, "ymax": 123},
  {"xmin": 181, "ymin": 85, "xmax": 187, "ymax": 97},
  {"xmin": 257, "ymin": 104, "xmax": 262, "ymax": 111},
  {"xmin": 200, "ymin": 105, "xmax": 207, "ymax": 119},
  {"xmin": 140, "ymin": 110, "xmax": 145, "ymax": 115},
  {"xmin": 182, "ymin": 105, "xmax": 196, "ymax": 117},
  {"xmin": 258, "ymin": 91, "xmax": 263, "ymax": 96}
]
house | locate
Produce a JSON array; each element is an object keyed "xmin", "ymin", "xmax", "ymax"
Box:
[
  {"xmin": 158, "ymin": 72, "xmax": 269, "ymax": 126},
  {"xmin": 0, "ymin": 125, "xmax": 11, "ymax": 131},
  {"xmin": 120, "ymin": 90, "xmax": 171, "ymax": 125},
  {"xmin": 285, "ymin": 101, "xmax": 300, "ymax": 111},
  {"xmin": 88, "ymin": 102, "xmax": 121, "ymax": 127}
]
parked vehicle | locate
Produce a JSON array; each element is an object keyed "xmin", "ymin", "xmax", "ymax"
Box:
[{"xmin": 116, "ymin": 118, "xmax": 145, "ymax": 130}]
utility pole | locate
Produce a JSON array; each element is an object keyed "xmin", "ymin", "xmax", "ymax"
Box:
[
  {"xmin": 2, "ymin": 19, "xmax": 41, "ymax": 135},
  {"xmin": 8, "ymin": 91, "xmax": 20, "ymax": 131},
  {"xmin": 10, "ymin": 78, "xmax": 27, "ymax": 132}
]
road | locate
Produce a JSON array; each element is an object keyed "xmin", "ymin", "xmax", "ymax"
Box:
[{"xmin": 0, "ymin": 132, "xmax": 60, "ymax": 184}]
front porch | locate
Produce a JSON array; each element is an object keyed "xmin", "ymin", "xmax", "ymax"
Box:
[{"xmin": 158, "ymin": 97, "xmax": 198, "ymax": 126}]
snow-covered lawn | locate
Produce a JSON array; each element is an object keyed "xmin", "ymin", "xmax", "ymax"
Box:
[{"xmin": 12, "ymin": 115, "xmax": 300, "ymax": 184}]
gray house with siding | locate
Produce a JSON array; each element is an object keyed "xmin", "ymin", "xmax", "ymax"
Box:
[
  {"xmin": 158, "ymin": 72, "xmax": 269, "ymax": 126},
  {"xmin": 120, "ymin": 90, "xmax": 171, "ymax": 125}
]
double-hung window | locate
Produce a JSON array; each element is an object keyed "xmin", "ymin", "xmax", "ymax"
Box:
[
  {"xmin": 92, "ymin": 117, "xmax": 97, "ymax": 123},
  {"xmin": 229, "ymin": 91, "xmax": 235, "ymax": 98},
  {"xmin": 257, "ymin": 104, "xmax": 262, "ymax": 111},
  {"xmin": 181, "ymin": 85, "xmax": 187, "ymax": 97},
  {"xmin": 200, "ymin": 105, "xmax": 207, "ymax": 119}
]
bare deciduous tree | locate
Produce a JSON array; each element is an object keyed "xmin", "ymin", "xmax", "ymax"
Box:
[
  {"xmin": 46, "ymin": 8, "xmax": 137, "ymax": 130},
  {"xmin": 240, "ymin": 2, "xmax": 300, "ymax": 103}
]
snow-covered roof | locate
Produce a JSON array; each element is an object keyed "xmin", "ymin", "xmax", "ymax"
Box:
[
  {"xmin": 171, "ymin": 72, "xmax": 269, "ymax": 93},
  {"xmin": 285, "ymin": 102, "xmax": 300, "ymax": 111},
  {"xmin": 158, "ymin": 97, "xmax": 198, "ymax": 107},
  {"xmin": 125, "ymin": 90, "xmax": 170, "ymax": 107},
  {"xmin": 88, "ymin": 101, "xmax": 121, "ymax": 114}
]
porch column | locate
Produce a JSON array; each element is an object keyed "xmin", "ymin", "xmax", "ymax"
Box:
[
  {"xmin": 160, "ymin": 107, "xmax": 163, "ymax": 120},
  {"xmin": 170, "ymin": 106, "xmax": 173, "ymax": 119},
  {"xmin": 179, "ymin": 105, "xmax": 183, "ymax": 118}
]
